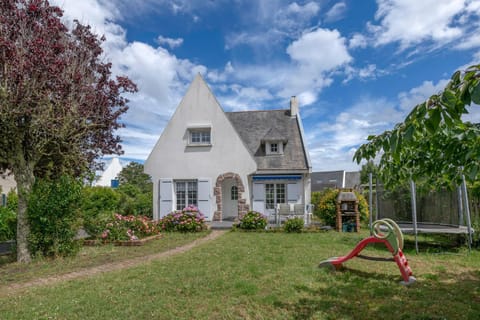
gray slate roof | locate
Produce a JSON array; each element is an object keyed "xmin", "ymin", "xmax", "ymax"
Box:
[
  {"xmin": 226, "ymin": 110, "xmax": 308, "ymax": 171},
  {"xmin": 311, "ymin": 171, "xmax": 344, "ymax": 191},
  {"xmin": 311, "ymin": 170, "xmax": 361, "ymax": 192}
]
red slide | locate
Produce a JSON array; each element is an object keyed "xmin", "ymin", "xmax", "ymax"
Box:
[{"xmin": 319, "ymin": 219, "xmax": 416, "ymax": 285}]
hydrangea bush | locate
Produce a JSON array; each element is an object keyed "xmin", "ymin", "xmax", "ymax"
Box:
[
  {"xmin": 158, "ymin": 205, "xmax": 207, "ymax": 232},
  {"xmin": 238, "ymin": 211, "xmax": 268, "ymax": 230},
  {"xmin": 100, "ymin": 213, "xmax": 159, "ymax": 241}
]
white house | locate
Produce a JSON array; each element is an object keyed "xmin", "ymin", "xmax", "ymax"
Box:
[
  {"xmin": 145, "ymin": 75, "xmax": 312, "ymax": 221},
  {"xmin": 94, "ymin": 157, "xmax": 123, "ymax": 187},
  {"xmin": 0, "ymin": 170, "xmax": 16, "ymax": 206}
]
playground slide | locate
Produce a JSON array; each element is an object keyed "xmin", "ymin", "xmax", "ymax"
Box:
[{"xmin": 319, "ymin": 219, "xmax": 416, "ymax": 285}]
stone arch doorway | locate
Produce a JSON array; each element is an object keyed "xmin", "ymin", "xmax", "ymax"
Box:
[{"xmin": 214, "ymin": 172, "xmax": 248, "ymax": 221}]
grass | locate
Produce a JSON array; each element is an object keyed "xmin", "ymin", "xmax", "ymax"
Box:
[
  {"xmin": 0, "ymin": 231, "xmax": 208, "ymax": 286},
  {"xmin": 0, "ymin": 230, "xmax": 479, "ymax": 319}
]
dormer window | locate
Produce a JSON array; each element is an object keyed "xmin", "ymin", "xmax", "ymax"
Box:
[
  {"xmin": 270, "ymin": 143, "xmax": 278, "ymax": 153},
  {"xmin": 187, "ymin": 127, "xmax": 211, "ymax": 146},
  {"xmin": 261, "ymin": 127, "xmax": 287, "ymax": 155},
  {"xmin": 266, "ymin": 141, "xmax": 284, "ymax": 155}
]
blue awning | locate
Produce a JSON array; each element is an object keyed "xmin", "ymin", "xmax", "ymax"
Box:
[{"xmin": 252, "ymin": 175, "xmax": 302, "ymax": 181}]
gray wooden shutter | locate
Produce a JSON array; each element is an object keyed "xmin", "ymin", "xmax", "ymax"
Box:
[
  {"xmin": 287, "ymin": 182, "xmax": 301, "ymax": 203},
  {"xmin": 159, "ymin": 179, "xmax": 173, "ymax": 218},
  {"xmin": 252, "ymin": 183, "xmax": 265, "ymax": 214},
  {"xmin": 197, "ymin": 178, "xmax": 211, "ymax": 220}
]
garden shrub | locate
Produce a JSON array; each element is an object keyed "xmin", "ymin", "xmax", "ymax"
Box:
[
  {"xmin": 28, "ymin": 175, "xmax": 83, "ymax": 257},
  {"xmin": 0, "ymin": 206, "xmax": 16, "ymax": 242},
  {"xmin": 158, "ymin": 205, "xmax": 207, "ymax": 232},
  {"xmin": 6, "ymin": 190, "xmax": 18, "ymax": 212},
  {"xmin": 100, "ymin": 213, "xmax": 159, "ymax": 241},
  {"xmin": 116, "ymin": 184, "xmax": 152, "ymax": 218},
  {"xmin": 312, "ymin": 189, "xmax": 369, "ymax": 227},
  {"xmin": 81, "ymin": 186, "xmax": 120, "ymax": 237},
  {"xmin": 0, "ymin": 191, "xmax": 18, "ymax": 242},
  {"xmin": 238, "ymin": 211, "xmax": 267, "ymax": 230},
  {"xmin": 284, "ymin": 217, "xmax": 304, "ymax": 233}
]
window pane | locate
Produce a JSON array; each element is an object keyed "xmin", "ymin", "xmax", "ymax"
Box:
[
  {"xmin": 231, "ymin": 186, "xmax": 238, "ymax": 200},
  {"xmin": 190, "ymin": 130, "xmax": 211, "ymax": 144},
  {"xmin": 276, "ymin": 184, "xmax": 286, "ymax": 204},
  {"xmin": 176, "ymin": 182, "xmax": 186, "ymax": 210},
  {"xmin": 266, "ymin": 184, "xmax": 274, "ymax": 209},
  {"xmin": 201, "ymin": 132, "xmax": 211, "ymax": 143},
  {"xmin": 271, "ymin": 143, "xmax": 278, "ymax": 152},
  {"xmin": 191, "ymin": 132, "xmax": 201, "ymax": 143},
  {"xmin": 187, "ymin": 181, "xmax": 198, "ymax": 207}
]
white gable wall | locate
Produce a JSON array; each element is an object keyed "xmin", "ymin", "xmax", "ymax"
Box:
[
  {"xmin": 94, "ymin": 157, "xmax": 123, "ymax": 187},
  {"xmin": 145, "ymin": 75, "xmax": 257, "ymax": 220}
]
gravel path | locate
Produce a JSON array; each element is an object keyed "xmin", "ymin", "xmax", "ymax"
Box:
[{"xmin": 1, "ymin": 230, "xmax": 226, "ymax": 296}]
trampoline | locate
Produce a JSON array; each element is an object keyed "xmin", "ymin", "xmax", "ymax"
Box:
[
  {"xmin": 367, "ymin": 173, "xmax": 474, "ymax": 252},
  {"xmin": 388, "ymin": 222, "xmax": 472, "ymax": 235}
]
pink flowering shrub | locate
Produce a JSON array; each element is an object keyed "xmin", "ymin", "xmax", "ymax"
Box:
[
  {"xmin": 158, "ymin": 205, "xmax": 207, "ymax": 232},
  {"xmin": 238, "ymin": 211, "xmax": 268, "ymax": 230},
  {"xmin": 100, "ymin": 213, "xmax": 159, "ymax": 241}
]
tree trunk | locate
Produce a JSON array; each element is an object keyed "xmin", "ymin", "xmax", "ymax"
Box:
[{"xmin": 14, "ymin": 163, "xmax": 35, "ymax": 263}]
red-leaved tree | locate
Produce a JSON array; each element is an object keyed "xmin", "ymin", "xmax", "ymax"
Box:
[{"xmin": 0, "ymin": 0, "xmax": 137, "ymax": 262}]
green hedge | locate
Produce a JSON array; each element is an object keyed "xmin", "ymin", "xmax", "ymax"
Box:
[
  {"xmin": 28, "ymin": 176, "xmax": 82, "ymax": 257},
  {"xmin": 312, "ymin": 189, "xmax": 369, "ymax": 227}
]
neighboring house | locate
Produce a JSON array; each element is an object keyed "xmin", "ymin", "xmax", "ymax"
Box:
[
  {"xmin": 0, "ymin": 170, "xmax": 16, "ymax": 206},
  {"xmin": 145, "ymin": 75, "xmax": 312, "ymax": 221},
  {"xmin": 311, "ymin": 170, "xmax": 360, "ymax": 192},
  {"xmin": 94, "ymin": 157, "xmax": 123, "ymax": 187}
]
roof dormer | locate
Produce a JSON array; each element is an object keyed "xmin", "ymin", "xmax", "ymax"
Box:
[{"xmin": 262, "ymin": 127, "xmax": 287, "ymax": 155}]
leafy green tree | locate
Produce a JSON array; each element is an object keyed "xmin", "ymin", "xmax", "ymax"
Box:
[
  {"xmin": 354, "ymin": 64, "xmax": 480, "ymax": 189},
  {"xmin": 116, "ymin": 162, "xmax": 153, "ymax": 217},
  {"xmin": 0, "ymin": 1, "xmax": 136, "ymax": 262},
  {"xmin": 360, "ymin": 160, "xmax": 379, "ymax": 185},
  {"xmin": 118, "ymin": 162, "xmax": 152, "ymax": 194}
]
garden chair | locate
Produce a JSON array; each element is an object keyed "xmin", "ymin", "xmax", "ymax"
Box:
[
  {"xmin": 276, "ymin": 203, "xmax": 291, "ymax": 225},
  {"xmin": 293, "ymin": 204, "xmax": 306, "ymax": 223}
]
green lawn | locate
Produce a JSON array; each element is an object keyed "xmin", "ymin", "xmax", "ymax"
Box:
[
  {"xmin": 0, "ymin": 230, "xmax": 479, "ymax": 319},
  {"xmin": 0, "ymin": 232, "xmax": 208, "ymax": 286}
]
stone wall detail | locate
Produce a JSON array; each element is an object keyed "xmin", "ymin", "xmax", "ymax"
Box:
[{"xmin": 213, "ymin": 172, "xmax": 249, "ymax": 221}]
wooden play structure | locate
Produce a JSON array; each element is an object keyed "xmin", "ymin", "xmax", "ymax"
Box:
[{"xmin": 336, "ymin": 190, "xmax": 360, "ymax": 232}]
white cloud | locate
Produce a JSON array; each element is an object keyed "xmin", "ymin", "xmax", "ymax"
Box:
[
  {"xmin": 369, "ymin": 0, "xmax": 471, "ymax": 49},
  {"xmin": 297, "ymin": 91, "xmax": 317, "ymax": 106},
  {"xmin": 219, "ymin": 85, "xmax": 275, "ymax": 112},
  {"xmin": 156, "ymin": 35, "xmax": 184, "ymax": 49},
  {"xmin": 225, "ymin": 1, "xmax": 321, "ymax": 49},
  {"xmin": 349, "ymin": 33, "xmax": 367, "ymax": 49},
  {"xmin": 398, "ymin": 79, "xmax": 450, "ymax": 112},
  {"xmin": 286, "ymin": 2, "xmax": 320, "ymax": 15},
  {"xmin": 306, "ymin": 97, "xmax": 403, "ymax": 171},
  {"xmin": 52, "ymin": 0, "xmax": 208, "ymax": 160},
  {"xmin": 325, "ymin": 2, "xmax": 347, "ymax": 22},
  {"xmin": 343, "ymin": 64, "xmax": 378, "ymax": 83},
  {"xmin": 287, "ymin": 28, "xmax": 352, "ymax": 72}
]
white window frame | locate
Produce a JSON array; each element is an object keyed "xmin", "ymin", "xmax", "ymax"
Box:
[
  {"xmin": 266, "ymin": 141, "xmax": 284, "ymax": 155},
  {"xmin": 175, "ymin": 180, "xmax": 198, "ymax": 210},
  {"xmin": 265, "ymin": 183, "xmax": 286, "ymax": 209},
  {"xmin": 188, "ymin": 127, "xmax": 211, "ymax": 146}
]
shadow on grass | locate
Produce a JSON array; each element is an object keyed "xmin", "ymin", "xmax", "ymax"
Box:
[
  {"xmin": 275, "ymin": 269, "xmax": 480, "ymax": 320},
  {"xmin": 402, "ymin": 233, "xmax": 471, "ymax": 254}
]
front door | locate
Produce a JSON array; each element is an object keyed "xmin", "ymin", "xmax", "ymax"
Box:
[
  {"xmin": 222, "ymin": 179, "xmax": 238, "ymax": 220},
  {"xmin": 265, "ymin": 183, "xmax": 286, "ymax": 216}
]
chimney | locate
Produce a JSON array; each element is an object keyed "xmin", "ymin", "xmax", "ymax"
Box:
[{"xmin": 290, "ymin": 96, "xmax": 298, "ymax": 117}]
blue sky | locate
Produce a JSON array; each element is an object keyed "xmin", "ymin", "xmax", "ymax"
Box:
[{"xmin": 52, "ymin": 0, "xmax": 480, "ymax": 171}]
